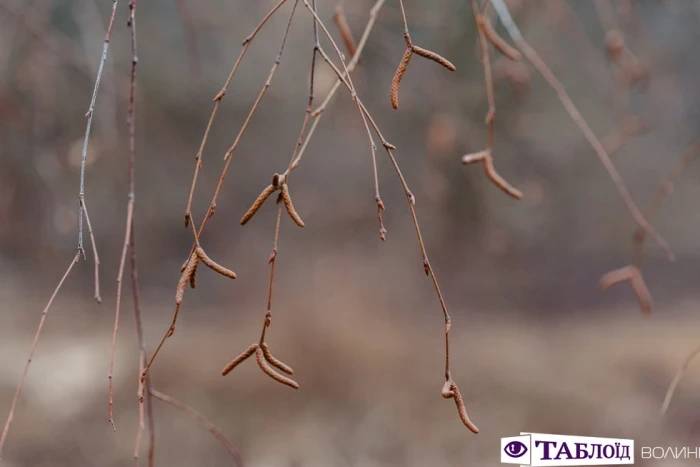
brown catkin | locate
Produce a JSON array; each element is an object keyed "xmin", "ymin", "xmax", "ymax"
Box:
[
  {"xmin": 241, "ymin": 184, "xmax": 276, "ymax": 225},
  {"xmin": 261, "ymin": 342, "xmax": 294, "ymax": 375},
  {"xmin": 176, "ymin": 252, "xmax": 199, "ymax": 305},
  {"xmin": 390, "ymin": 48, "xmax": 413, "ymax": 109},
  {"xmin": 255, "ymin": 347, "xmax": 299, "ymax": 389},
  {"xmin": 449, "ymin": 382, "xmax": 479, "ymax": 434},
  {"xmin": 482, "ymin": 155, "xmax": 523, "ymax": 200},
  {"xmin": 481, "ymin": 17, "xmax": 522, "ymax": 61},
  {"xmin": 412, "ymin": 46, "xmax": 456, "ymax": 72},
  {"xmin": 195, "ymin": 246, "xmax": 237, "ymax": 279},
  {"xmin": 280, "ymin": 183, "xmax": 305, "ymax": 227},
  {"xmin": 441, "ymin": 380, "xmax": 454, "ymax": 399},
  {"xmin": 221, "ymin": 344, "xmax": 258, "ymax": 376},
  {"xmin": 189, "ymin": 260, "xmax": 198, "ymax": 289}
]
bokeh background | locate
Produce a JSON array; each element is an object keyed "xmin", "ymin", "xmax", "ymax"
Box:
[{"xmin": 1, "ymin": 0, "xmax": 700, "ymax": 465}]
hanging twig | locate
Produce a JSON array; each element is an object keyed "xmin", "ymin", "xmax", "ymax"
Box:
[
  {"xmin": 0, "ymin": 253, "xmax": 81, "ymax": 456},
  {"xmin": 491, "ymin": 0, "xmax": 673, "ymax": 262}
]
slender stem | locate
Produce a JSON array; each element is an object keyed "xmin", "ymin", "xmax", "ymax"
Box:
[
  {"xmin": 78, "ymin": 0, "xmax": 118, "ymax": 253},
  {"xmin": 80, "ymin": 199, "xmax": 101, "ymax": 303},
  {"xmin": 149, "ymin": 389, "xmax": 243, "ymax": 467},
  {"xmin": 0, "ymin": 253, "xmax": 81, "ymax": 457}
]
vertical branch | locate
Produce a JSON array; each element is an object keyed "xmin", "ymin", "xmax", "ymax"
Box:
[
  {"xmin": 80, "ymin": 199, "xmax": 102, "ymax": 302},
  {"xmin": 122, "ymin": 1, "xmax": 157, "ymax": 465},
  {"xmin": 0, "ymin": 253, "xmax": 81, "ymax": 457},
  {"xmin": 78, "ymin": 0, "xmax": 118, "ymax": 253}
]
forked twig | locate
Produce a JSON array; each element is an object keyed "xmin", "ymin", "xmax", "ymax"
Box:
[
  {"xmin": 221, "ymin": 343, "xmax": 299, "ymax": 390},
  {"xmin": 491, "ymin": 0, "xmax": 673, "ymax": 261},
  {"xmin": 390, "ymin": 0, "xmax": 456, "ymax": 110},
  {"xmin": 80, "ymin": 199, "xmax": 101, "ymax": 303},
  {"xmin": 78, "ymin": 0, "xmax": 118, "ymax": 256},
  {"xmin": 600, "ymin": 138, "xmax": 700, "ymax": 315},
  {"xmin": 633, "ymin": 138, "xmax": 700, "ymax": 265},
  {"xmin": 599, "ymin": 265, "xmax": 652, "ymax": 316},
  {"xmin": 0, "ymin": 253, "xmax": 81, "ymax": 456},
  {"xmin": 462, "ymin": 150, "xmax": 523, "ymax": 199},
  {"xmin": 240, "ymin": 174, "xmax": 305, "ymax": 227},
  {"xmin": 465, "ymin": 0, "xmax": 522, "ymax": 200}
]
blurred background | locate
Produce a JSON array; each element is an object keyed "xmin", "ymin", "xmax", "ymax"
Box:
[{"xmin": 1, "ymin": 0, "xmax": 700, "ymax": 465}]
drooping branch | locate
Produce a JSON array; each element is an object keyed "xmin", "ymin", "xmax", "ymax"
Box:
[{"xmin": 491, "ymin": 0, "xmax": 673, "ymax": 262}]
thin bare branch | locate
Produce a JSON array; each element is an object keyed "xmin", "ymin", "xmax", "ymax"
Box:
[
  {"xmin": 492, "ymin": 0, "xmax": 673, "ymax": 261},
  {"xmin": 80, "ymin": 199, "xmax": 101, "ymax": 303},
  {"xmin": 150, "ymin": 389, "xmax": 243, "ymax": 467},
  {"xmin": 0, "ymin": 253, "xmax": 81, "ymax": 456},
  {"xmin": 661, "ymin": 344, "xmax": 700, "ymax": 416},
  {"xmin": 78, "ymin": 0, "xmax": 118, "ymax": 253}
]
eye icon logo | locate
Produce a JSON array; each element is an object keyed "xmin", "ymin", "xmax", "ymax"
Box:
[{"xmin": 504, "ymin": 441, "xmax": 528, "ymax": 458}]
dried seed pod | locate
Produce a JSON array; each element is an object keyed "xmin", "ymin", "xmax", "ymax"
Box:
[
  {"xmin": 195, "ymin": 246, "xmax": 237, "ymax": 279},
  {"xmin": 255, "ymin": 347, "xmax": 299, "ymax": 389},
  {"xmin": 390, "ymin": 48, "xmax": 413, "ymax": 110},
  {"xmin": 221, "ymin": 344, "xmax": 258, "ymax": 376},
  {"xmin": 481, "ymin": 17, "xmax": 521, "ymax": 61},
  {"xmin": 176, "ymin": 252, "xmax": 199, "ymax": 305},
  {"xmin": 412, "ymin": 46, "xmax": 456, "ymax": 72},
  {"xmin": 241, "ymin": 184, "xmax": 276, "ymax": 225},
  {"xmin": 280, "ymin": 183, "xmax": 305, "ymax": 227},
  {"xmin": 448, "ymin": 382, "xmax": 479, "ymax": 433},
  {"xmin": 261, "ymin": 342, "xmax": 294, "ymax": 375},
  {"xmin": 189, "ymin": 260, "xmax": 198, "ymax": 289},
  {"xmin": 482, "ymin": 155, "xmax": 523, "ymax": 200}
]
